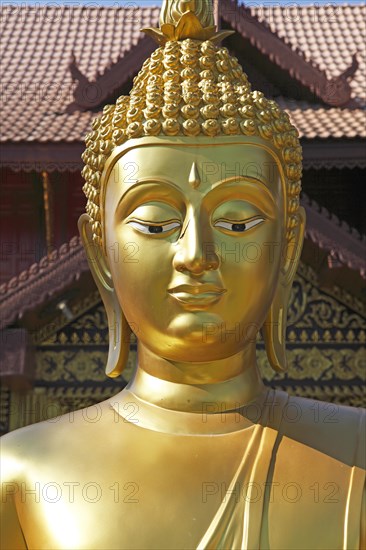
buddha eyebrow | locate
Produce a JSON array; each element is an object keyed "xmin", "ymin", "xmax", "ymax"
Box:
[
  {"xmin": 209, "ymin": 176, "xmax": 277, "ymax": 217},
  {"xmin": 117, "ymin": 178, "xmax": 182, "ymax": 207},
  {"xmin": 213, "ymin": 175, "xmax": 270, "ymax": 189},
  {"xmin": 213, "ymin": 175, "xmax": 275, "ymax": 195}
]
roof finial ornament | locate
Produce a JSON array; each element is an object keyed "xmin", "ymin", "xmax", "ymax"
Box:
[{"xmin": 141, "ymin": 0, "xmax": 234, "ymax": 45}]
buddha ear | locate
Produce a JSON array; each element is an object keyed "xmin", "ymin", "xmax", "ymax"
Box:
[
  {"xmin": 78, "ymin": 214, "xmax": 131, "ymax": 378},
  {"xmin": 262, "ymin": 206, "xmax": 306, "ymax": 372}
]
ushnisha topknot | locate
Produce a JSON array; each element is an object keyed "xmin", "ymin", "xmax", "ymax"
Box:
[{"xmin": 81, "ymin": 23, "xmax": 302, "ymax": 248}]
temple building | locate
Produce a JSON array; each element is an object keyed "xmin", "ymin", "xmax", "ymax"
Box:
[{"xmin": 1, "ymin": 2, "xmax": 365, "ymax": 434}]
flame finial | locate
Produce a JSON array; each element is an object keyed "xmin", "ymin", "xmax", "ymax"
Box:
[{"xmin": 142, "ymin": 0, "xmax": 234, "ymax": 45}]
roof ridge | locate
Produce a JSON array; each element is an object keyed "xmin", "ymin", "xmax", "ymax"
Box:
[
  {"xmin": 0, "ymin": 236, "xmax": 84, "ymax": 299},
  {"xmin": 69, "ymin": 35, "xmax": 156, "ymax": 111},
  {"xmin": 220, "ymin": 0, "xmax": 357, "ymax": 107},
  {"xmin": 252, "ymin": 3, "xmax": 315, "ymax": 75},
  {"xmin": 302, "ymin": 193, "xmax": 366, "ymax": 278},
  {"xmin": 0, "ymin": 235, "xmax": 91, "ymax": 330},
  {"xmin": 302, "ymin": 193, "xmax": 365, "ymax": 242}
]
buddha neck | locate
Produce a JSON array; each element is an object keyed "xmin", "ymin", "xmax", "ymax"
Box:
[{"xmin": 126, "ymin": 342, "xmax": 266, "ymax": 414}]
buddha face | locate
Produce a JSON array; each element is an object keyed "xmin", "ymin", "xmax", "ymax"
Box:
[{"xmin": 104, "ymin": 139, "xmax": 286, "ymax": 362}]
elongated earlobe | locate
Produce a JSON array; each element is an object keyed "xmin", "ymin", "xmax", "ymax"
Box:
[
  {"xmin": 262, "ymin": 206, "xmax": 306, "ymax": 373},
  {"xmin": 105, "ymin": 303, "xmax": 131, "ymax": 378},
  {"xmin": 78, "ymin": 214, "xmax": 131, "ymax": 378},
  {"xmin": 262, "ymin": 284, "xmax": 289, "ymax": 373}
]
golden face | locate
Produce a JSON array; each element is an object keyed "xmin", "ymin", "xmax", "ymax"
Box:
[{"xmin": 104, "ymin": 139, "xmax": 286, "ymax": 362}]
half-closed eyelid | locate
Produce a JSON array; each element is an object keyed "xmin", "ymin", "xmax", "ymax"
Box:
[
  {"xmin": 128, "ymin": 217, "xmax": 180, "ymax": 225},
  {"xmin": 127, "ymin": 219, "xmax": 181, "ymax": 235},
  {"xmin": 214, "ymin": 217, "xmax": 265, "ymax": 232}
]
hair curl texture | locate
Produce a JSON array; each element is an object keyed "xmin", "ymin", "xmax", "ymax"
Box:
[{"xmin": 81, "ymin": 39, "xmax": 302, "ymax": 247}]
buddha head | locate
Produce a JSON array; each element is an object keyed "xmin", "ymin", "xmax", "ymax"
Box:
[{"xmin": 79, "ymin": 0, "xmax": 305, "ymax": 379}]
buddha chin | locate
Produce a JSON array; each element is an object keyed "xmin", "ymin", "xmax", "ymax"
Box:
[{"xmin": 165, "ymin": 314, "xmax": 252, "ymax": 362}]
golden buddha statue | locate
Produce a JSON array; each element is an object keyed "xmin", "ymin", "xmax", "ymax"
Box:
[{"xmin": 1, "ymin": 1, "xmax": 365, "ymax": 548}]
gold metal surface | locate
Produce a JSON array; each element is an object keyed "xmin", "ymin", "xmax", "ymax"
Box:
[
  {"xmin": 1, "ymin": 0, "xmax": 365, "ymax": 547},
  {"xmin": 141, "ymin": 0, "xmax": 234, "ymax": 44}
]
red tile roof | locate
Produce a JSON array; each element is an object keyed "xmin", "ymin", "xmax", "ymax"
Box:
[
  {"xmin": 251, "ymin": 4, "xmax": 365, "ymax": 106},
  {"xmin": 1, "ymin": 4, "xmax": 365, "ymax": 143},
  {"xmin": 221, "ymin": 0, "xmax": 360, "ymax": 108},
  {"xmin": 277, "ymin": 98, "xmax": 366, "ymax": 139},
  {"xmin": 1, "ymin": 6, "xmax": 160, "ymax": 143}
]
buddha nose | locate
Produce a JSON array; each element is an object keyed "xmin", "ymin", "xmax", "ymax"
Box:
[{"xmin": 173, "ymin": 216, "xmax": 220, "ymax": 274}]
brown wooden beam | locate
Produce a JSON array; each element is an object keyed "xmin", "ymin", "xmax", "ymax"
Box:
[{"xmin": 41, "ymin": 171, "xmax": 54, "ymax": 256}]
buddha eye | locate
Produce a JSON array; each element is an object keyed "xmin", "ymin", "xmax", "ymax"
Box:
[
  {"xmin": 214, "ymin": 218, "xmax": 264, "ymax": 232},
  {"xmin": 128, "ymin": 220, "xmax": 181, "ymax": 235}
]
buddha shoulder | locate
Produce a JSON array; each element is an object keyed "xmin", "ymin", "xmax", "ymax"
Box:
[
  {"xmin": 277, "ymin": 392, "xmax": 365, "ymax": 467},
  {"xmin": 0, "ymin": 399, "xmax": 120, "ymax": 481}
]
